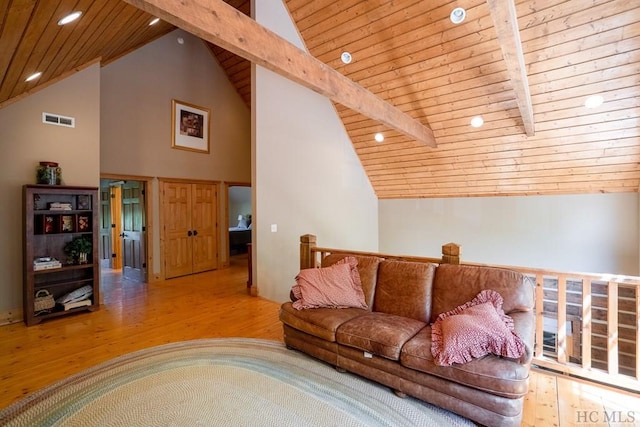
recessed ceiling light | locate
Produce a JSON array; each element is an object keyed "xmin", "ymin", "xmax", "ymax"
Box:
[
  {"xmin": 470, "ymin": 116, "xmax": 484, "ymax": 127},
  {"xmin": 584, "ymin": 95, "xmax": 604, "ymax": 109},
  {"xmin": 374, "ymin": 133, "xmax": 384, "ymax": 143},
  {"xmin": 25, "ymin": 72, "xmax": 42, "ymax": 82},
  {"xmin": 450, "ymin": 7, "xmax": 466, "ymax": 24},
  {"xmin": 177, "ymin": 37, "xmax": 185, "ymax": 45},
  {"xmin": 57, "ymin": 11, "xmax": 82, "ymax": 26},
  {"xmin": 149, "ymin": 17, "xmax": 160, "ymax": 26},
  {"xmin": 341, "ymin": 52, "xmax": 352, "ymax": 64}
]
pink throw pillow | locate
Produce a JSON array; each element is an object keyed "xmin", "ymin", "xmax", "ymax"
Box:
[
  {"xmin": 431, "ymin": 289, "xmax": 525, "ymax": 366},
  {"xmin": 291, "ymin": 257, "xmax": 367, "ymax": 310}
]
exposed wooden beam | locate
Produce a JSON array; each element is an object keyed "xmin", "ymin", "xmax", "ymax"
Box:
[
  {"xmin": 122, "ymin": 0, "xmax": 436, "ymax": 147},
  {"xmin": 486, "ymin": 0, "xmax": 535, "ymax": 137}
]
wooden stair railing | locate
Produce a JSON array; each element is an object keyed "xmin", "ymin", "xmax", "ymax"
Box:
[{"xmin": 300, "ymin": 234, "xmax": 640, "ymax": 392}]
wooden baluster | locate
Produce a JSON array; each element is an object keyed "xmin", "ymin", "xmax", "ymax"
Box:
[
  {"xmin": 581, "ymin": 278, "xmax": 592, "ymax": 370},
  {"xmin": 534, "ymin": 273, "xmax": 545, "ymax": 359},
  {"xmin": 607, "ymin": 280, "xmax": 619, "ymax": 376},
  {"xmin": 557, "ymin": 275, "xmax": 567, "ymax": 364}
]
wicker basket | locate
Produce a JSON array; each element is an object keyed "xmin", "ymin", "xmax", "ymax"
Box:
[{"xmin": 34, "ymin": 289, "xmax": 55, "ymax": 312}]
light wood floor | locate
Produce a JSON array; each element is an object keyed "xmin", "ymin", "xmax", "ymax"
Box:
[{"xmin": 1, "ymin": 255, "xmax": 638, "ymax": 426}]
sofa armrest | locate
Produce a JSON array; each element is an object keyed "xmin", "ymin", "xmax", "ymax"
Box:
[{"xmin": 509, "ymin": 310, "xmax": 535, "ymax": 365}]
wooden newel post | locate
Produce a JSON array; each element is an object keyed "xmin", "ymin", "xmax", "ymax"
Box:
[
  {"xmin": 300, "ymin": 234, "xmax": 317, "ymax": 269},
  {"xmin": 441, "ymin": 242, "xmax": 461, "ymax": 265}
]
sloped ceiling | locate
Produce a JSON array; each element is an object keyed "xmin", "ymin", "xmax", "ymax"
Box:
[{"xmin": 1, "ymin": 0, "xmax": 639, "ymax": 198}]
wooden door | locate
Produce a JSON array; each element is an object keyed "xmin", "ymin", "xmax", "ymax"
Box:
[
  {"xmin": 191, "ymin": 183, "xmax": 218, "ymax": 273},
  {"xmin": 121, "ymin": 181, "xmax": 146, "ymax": 282},
  {"xmin": 163, "ymin": 182, "xmax": 193, "ymax": 279}
]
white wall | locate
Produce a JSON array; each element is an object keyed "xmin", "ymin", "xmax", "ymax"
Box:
[
  {"xmin": 0, "ymin": 65, "xmax": 101, "ymax": 319},
  {"xmin": 379, "ymin": 193, "xmax": 639, "ymax": 275},
  {"xmin": 253, "ymin": 1, "xmax": 379, "ymax": 303}
]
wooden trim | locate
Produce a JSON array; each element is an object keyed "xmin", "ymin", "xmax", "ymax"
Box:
[
  {"xmin": 122, "ymin": 0, "xmax": 437, "ymax": 147},
  {"xmin": 100, "ymin": 174, "xmax": 156, "ymax": 282},
  {"xmin": 157, "ymin": 177, "xmax": 221, "ymax": 185}
]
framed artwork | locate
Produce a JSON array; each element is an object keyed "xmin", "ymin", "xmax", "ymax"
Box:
[
  {"xmin": 77, "ymin": 195, "xmax": 91, "ymax": 210},
  {"xmin": 171, "ymin": 99, "xmax": 210, "ymax": 153},
  {"xmin": 60, "ymin": 215, "xmax": 74, "ymax": 232},
  {"xmin": 77, "ymin": 215, "xmax": 91, "ymax": 232},
  {"xmin": 43, "ymin": 215, "xmax": 55, "ymax": 234}
]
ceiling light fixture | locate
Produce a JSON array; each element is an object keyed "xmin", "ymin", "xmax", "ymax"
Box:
[
  {"xmin": 149, "ymin": 17, "xmax": 160, "ymax": 26},
  {"xmin": 341, "ymin": 52, "xmax": 352, "ymax": 64},
  {"xmin": 374, "ymin": 133, "xmax": 384, "ymax": 143},
  {"xmin": 470, "ymin": 116, "xmax": 484, "ymax": 128},
  {"xmin": 584, "ymin": 95, "xmax": 604, "ymax": 109},
  {"xmin": 25, "ymin": 72, "xmax": 42, "ymax": 82},
  {"xmin": 57, "ymin": 11, "xmax": 82, "ymax": 26},
  {"xmin": 450, "ymin": 7, "xmax": 466, "ymax": 24}
]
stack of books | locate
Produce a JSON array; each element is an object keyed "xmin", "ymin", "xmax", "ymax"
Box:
[
  {"xmin": 48, "ymin": 202, "xmax": 72, "ymax": 211},
  {"xmin": 33, "ymin": 257, "xmax": 62, "ymax": 271}
]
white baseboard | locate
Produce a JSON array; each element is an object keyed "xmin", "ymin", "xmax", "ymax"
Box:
[{"xmin": 0, "ymin": 308, "xmax": 22, "ymax": 326}]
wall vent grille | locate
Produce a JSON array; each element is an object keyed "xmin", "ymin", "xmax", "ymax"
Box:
[{"xmin": 42, "ymin": 112, "xmax": 75, "ymax": 128}]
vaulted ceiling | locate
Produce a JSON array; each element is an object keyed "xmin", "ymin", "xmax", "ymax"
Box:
[{"xmin": 1, "ymin": 0, "xmax": 639, "ymax": 198}]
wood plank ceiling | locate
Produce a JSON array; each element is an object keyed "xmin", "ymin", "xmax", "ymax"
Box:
[{"xmin": 1, "ymin": 0, "xmax": 639, "ymax": 199}]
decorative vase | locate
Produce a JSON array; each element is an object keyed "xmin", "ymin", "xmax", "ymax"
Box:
[{"xmin": 36, "ymin": 161, "xmax": 62, "ymax": 185}]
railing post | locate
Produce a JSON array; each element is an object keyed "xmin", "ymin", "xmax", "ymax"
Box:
[
  {"xmin": 441, "ymin": 242, "xmax": 461, "ymax": 264},
  {"xmin": 300, "ymin": 234, "xmax": 317, "ymax": 269}
]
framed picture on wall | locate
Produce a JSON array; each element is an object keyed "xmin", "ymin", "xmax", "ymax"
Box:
[{"xmin": 171, "ymin": 99, "xmax": 210, "ymax": 154}]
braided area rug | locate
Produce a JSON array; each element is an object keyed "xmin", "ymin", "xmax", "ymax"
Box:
[{"xmin": 0, "ymin": 338, "xmax": 474, "ymax": 426}]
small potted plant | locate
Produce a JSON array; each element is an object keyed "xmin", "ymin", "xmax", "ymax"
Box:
[{"xmin": 64, "ymin": 237, "xmax": 92, "ymax": 264}]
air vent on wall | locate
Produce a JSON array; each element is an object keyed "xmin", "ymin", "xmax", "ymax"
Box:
[{"xmin": 42, "ymin": 112, "xmax": 75, "ymax": 128}]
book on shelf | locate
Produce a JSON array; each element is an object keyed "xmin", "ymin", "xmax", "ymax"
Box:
[
  {"xmin": 60, "ymin": 299, "xmax": 92, "ymax": 311},
  {"xmin": 33, "ymin": 257, "xmax": 62, "ymax": 271},
  {"xmin": 48, "ymin": 202, "xmax": 72, "ymax": 211}
]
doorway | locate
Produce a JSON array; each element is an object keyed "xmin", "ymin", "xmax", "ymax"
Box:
[
  {"xmin": 224, "ymin": 183, "xmax": 252, "ymax": 267},
  {"xmin": 99, "ymin": 177, "xmax": 149, "ymax": 284}
]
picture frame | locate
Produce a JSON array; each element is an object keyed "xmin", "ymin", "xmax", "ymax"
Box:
[
  {"xmin": 60, "ymin": 215, "xmax": 75, "ymax": 233},
  {"xmin": 77, "ymin": 214, "xmax": 91, "ymax": 232},
  {"xmin": 43, "ymin": 215, "xmax": 56, "ymax": 234},
  {"xmin": 77, "ymin": 195, "xmax": 91, "ymax": 210},
  {"xmin": 171, "ymin": 99, "xmax": 210, "ymax": 153}
]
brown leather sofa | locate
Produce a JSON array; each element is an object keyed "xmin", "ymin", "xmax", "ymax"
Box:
[{"xmin": 279, "ymin": 253, "xmax": 535, "ymax": 427}]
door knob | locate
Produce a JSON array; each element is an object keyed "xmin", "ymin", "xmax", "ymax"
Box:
[
  {"xmin": 187, "ymin": 230, "xmax": 193, "ymax": 236},
  {"xmin": 193, "ymin": 230, "xmax": 198, "ymax": 236}
]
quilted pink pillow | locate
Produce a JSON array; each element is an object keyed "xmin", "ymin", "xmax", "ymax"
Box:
[
  {"xmin": 431, "ymin": 289, "xmax": 525, "ymax": 366},
  {"xmin": 291, "ymin": 257, "xmax": 367, "ymax": 310}
]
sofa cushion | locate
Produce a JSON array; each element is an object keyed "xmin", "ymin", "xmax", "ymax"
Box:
[
  {"xmin": 322, "ymin": 253, "xmax": 383, "ymax": 308},
  {"xmin": 430, "ymin": 264, "xmax": 534, "ymax": 323},
  {"xmin": 431, "ymin": 290, "xmax": 526, "ymax": 366},
  {"xmin": 401, "ymin": 327, "xmax": 530, "ymax": 399},
  {"xmin": 372, "ymin": 260, "xmax": 436, "ymax": 322},
  {"xmin": 279, "ymin": 302, "xmax": 368, "ymax": 342},
  {"xmin": 336, "ymin": 312, "xmax": 426, "ymax": 360},
  {"xmin": 292, "ymin": 258, "xmax": 367, "ymax": 310}
]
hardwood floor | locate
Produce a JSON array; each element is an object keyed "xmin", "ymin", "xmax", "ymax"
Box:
[{"xmin": 1, "ymin": 255, "xmax": 638, "ymax": 426}]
